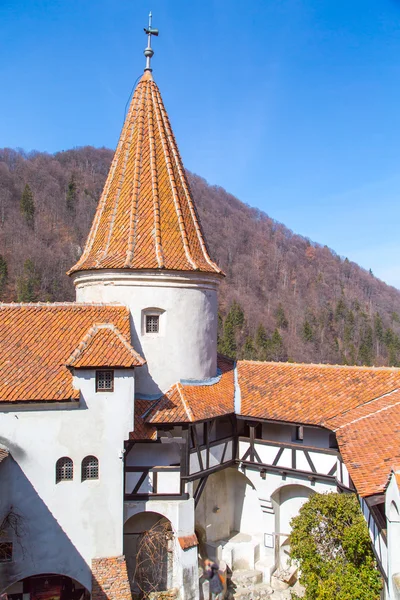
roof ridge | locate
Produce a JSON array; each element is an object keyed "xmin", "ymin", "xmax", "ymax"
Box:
[
  {"xmin": 124, "ymin": 81, "xmax": 146, "ymax": 267},
  {"xmin": 330, "ymin": 388, "xmax": 400, "ymax": 430},
  {"xmin": 153, "ymin": 84, "xmax": 222, "ymax": 273},
  {"xmin": 96, "ymin": 82, "xmax": 143, "ymax": 267},
  {"xmin": 238, "ymin": 359, "xmax": 400, "ymax": 372},
  {"xmin": 334, "ymin": 397, "xmax": 400, "ymax": 431},
  {"xmin": 176, "ymin": 382, "xmax": 195, "ymax": 422},
  {"xmin": 71, "ymin": 82, "xmax": 144, "ymax": 272},
  {"xmin": 150, "ymin": 83, "xmax": 198, "ymax": 270},
  {"xmin": 0, "ymin": 302, "xmax": 126, "ymax": 308},
  {"xmin": 148, "ymin": 84, "xmax": 164, "ymax": 268}
]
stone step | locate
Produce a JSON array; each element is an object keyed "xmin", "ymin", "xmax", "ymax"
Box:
[
  {"xmin": 230, "ymin": 569, "xmax": 263, "ymax": 587},
  {"xmin": 228, "ymin": 583, "xmax": 274, "ymax": 599}
]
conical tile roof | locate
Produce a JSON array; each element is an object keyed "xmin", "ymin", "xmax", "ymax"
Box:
[{"xmin": 69, "ymin": 71, "xmax": 222, "ymax": 275}]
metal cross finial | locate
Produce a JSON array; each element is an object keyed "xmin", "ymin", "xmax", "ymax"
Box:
[{"xmin": 144, "ymin": 11, "xmax": 159, "ymax": 72}]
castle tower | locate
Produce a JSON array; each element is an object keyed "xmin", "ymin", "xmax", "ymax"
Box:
[{"xmin": 68, "ymin": 23, "xmax": 223, "ymax": 395}]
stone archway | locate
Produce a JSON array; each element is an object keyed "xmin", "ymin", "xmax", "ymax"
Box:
[
  {"xmin": 2, "ymin": 573, "xmax": 89, "ymax": 600},
  {"xmin": 123, "ymin": 511, "xmax": 173, "ymax": 596},
  {"xmin": 271, "ymin": 484, "xmax": 314, "ymax": 569}
]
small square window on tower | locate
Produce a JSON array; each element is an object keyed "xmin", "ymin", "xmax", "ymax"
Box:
[
  {"xmin": 96, "ymin": 370, "xmax": 114, "ymax": 392},
  {"xmin": 146, "ymin": 314, "xmax": 159, "ymax": 334}
]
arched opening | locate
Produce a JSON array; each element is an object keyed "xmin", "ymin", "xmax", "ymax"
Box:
[
  {"xmin": 389, "ymin": 500, "xmax": 400, "ymax": 523},
  {"xmin": 195, "ymin": 467, "xmax": 264, "ymax": 571},
  {"xmin": 123, "ymin": 511, "xmax": 173, "ymax": 596},
  {"xmin": 271, "ymin": 484, "xmax": 314, "ymax": 569},
  {"xmin": 2, "ymin": 573, "xmax": 89, "ymax": 600}
]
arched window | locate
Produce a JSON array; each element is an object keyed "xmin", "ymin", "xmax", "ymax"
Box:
[
  {"xmin": 56, "ymin": 457, "xmax": 73, "ymax": 483},
  {"xmin": 81, "ymin": 456, "xmax": 99, "ymax": 481}
]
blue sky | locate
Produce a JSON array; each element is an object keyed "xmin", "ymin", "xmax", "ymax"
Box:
[{"xmin": 1, "ymin": 0, "xmax": 400, "ymax": 288}]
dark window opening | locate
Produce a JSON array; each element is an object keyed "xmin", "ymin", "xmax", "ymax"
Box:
[
  {"xmin": 146, "ymin": 315, "xmax": 159, "ymax": 333},
  {"xmin": 243, "ymin": 422, "xmax": 262, "ymax": 440},
  {"xmin": 0, "ymin": 542, "xmax": 12, "ymax": 562},
  {"xmin": 96, "ymin": 370, "xmax": 114, "ymax": 392},
  {"xmin": 329, "ymin": 433, "xmax": 338, "ymax": 449},
  {"xmin": 81, "ymin": 455, "xmax": 99, "ymax": 481},
  {"xmin": 56, "ymin": 457, "xmax": 73, "ymax": 483}
]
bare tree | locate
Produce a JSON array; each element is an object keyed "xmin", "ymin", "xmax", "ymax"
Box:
[{"xmin": 134, "ymin": 520, "xmax": 174, "ymax": 599}]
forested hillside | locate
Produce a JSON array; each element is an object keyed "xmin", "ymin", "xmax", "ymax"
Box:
[{"xmin": 1, "ymin": 146, "xmax": 400, "ymax": 367}]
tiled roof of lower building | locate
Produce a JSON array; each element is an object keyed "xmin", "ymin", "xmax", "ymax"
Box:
[
  {"xmin": 237, "ymin": 360, "xmax": 400, "ymax": 497},
  {"xmin": 130, "ymin": 399, "xmax": 157, "ymax": 440},
  {"xmin": 0, "ymin": 303, "xmax": 136, "ymax": 402},
  {"xmin": 237, "ymin": 360, "xmax": 400, "ymax": 425},
  {"xmin": 146, "ymin": 356, "xmax": 235, "ymax": 424},
  {"xmin": 327, "ymin": 389, "xmax": 400, "ymax": 497}
]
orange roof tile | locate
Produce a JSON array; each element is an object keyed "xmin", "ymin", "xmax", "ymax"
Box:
[
  {"xmin": 0, "ymin": 303, "xmax": 135, "ymax": 402},
  {"xmin": 130, "ymin": 399, "xmax": 157, "ymax": 441},
  {"xmin": 238, "ymin": 360, "xmax": 400, "ymax": 425},
  {"xmin": 66, "ymin": 323, "xmax": 145, "ymax": 368},
  {"xmin": 147, "ymin": 356, "xmax": 235, "ymax": 424},
  {"xmin": 328, "ymin": 390, "xmax": 400, "ymax": 497},
  {"xmin": 69, "ymin": 71, "xmax": 222, "ymax": 276},
  {"xmin": 238, "ymin": 360, "xmax": 400, "ymax": 497}
]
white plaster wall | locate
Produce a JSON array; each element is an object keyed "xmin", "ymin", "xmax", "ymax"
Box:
[
  {"xmin": 277, "ymin": 485, "xmax": 314, "ymax": 535},
  {"xmin": 261, "ymin": 423, "xmax": 332, "ymax": 447},
  {"xmin": 242, "ymin": 467, "xmax": 336, "ymax": 566},
  {"xmin": 195, "ymin": 468, "xmax": 264, "ymax": 543},
  {"xmin": 0, "ymin": 369, "xmax": 135, "ymax": 592},
  {"xmin": 73, "ymin": 270, "xmax": 220, "ymax": 394},
  {"xmin": 126, "ymin": 442, "xmax": 181, "ymax": 467}
]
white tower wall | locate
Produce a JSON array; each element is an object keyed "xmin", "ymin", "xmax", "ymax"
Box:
[{"xmin": 73, "ymin": 269, "xmax": 220, "ymax": 395}]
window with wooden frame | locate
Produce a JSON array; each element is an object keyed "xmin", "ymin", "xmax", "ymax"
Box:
[
  {"xmin": 81, "ymin": 455, "xmax": 99, "ymax": 481},
  {"xmin": 56, "ymin": 457, "xmax": 73, "ymax": 483},
  {"xmin": 96, "ymin": 370, "xmax": 114, "ymax": 392},
  {"xmin": 145, "ymin": 314, "xmax": 159, "ymax": 334},
  {"xmin": 0, "ymin": 542, "xmax": 12, "ymax": 562}
]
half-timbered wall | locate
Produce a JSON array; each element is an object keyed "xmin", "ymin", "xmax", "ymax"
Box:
[
  {"xmin": 360, "ymin": 498, "xmax": 388, "ymax": 588},
  {"xmin": 386, "ymin": 473, "xmax": 400, "ymax": 599},
  {"xmin": 125, "ymin": 438, "xmax": 183, "ymax": 498}
]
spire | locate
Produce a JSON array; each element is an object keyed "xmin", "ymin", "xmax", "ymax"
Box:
[
  {"xmin": 68, "ymin": 49, "xmax": 223, "ymax": 276},
  {"xmin": 143, "ymin": 12, "xmax": 158, "ymax": 72}
]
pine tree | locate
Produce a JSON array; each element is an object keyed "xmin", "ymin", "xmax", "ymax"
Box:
[
  {"xmin": 242, "ymin": 336, "xmax": 256, "ymax": 360},
  {"xmin": 20, "ymin": 184, "xmax": 35, "ymax": 228},
  {"xmin": 66, "ymin": 174, "xmax": 78, "ymax": 213},
  {"xmin": 270, "ymin": 328, "xmax": 286, "ymax": 361},
  {"xmin": 335, "ymin": 298, "xmax": 347, "ymax": 321},
  {"xmin": 303, "ymin": 320, "xmax": 313, "ymax": 342},
  {"xmin": 17, "ymin": 259, "xmax": 40, "ymax": 302},
  {"xmin": 228, "ymin": 301, "xmax": 245, "ymax": 328},
  {"xmin": 255, "ymin": 324, "xmax": 268, "ymax": 350},
  {"xmin": 0, "ymin": 255, "xmax": 7, "ymax": 299},
  {"xmin": 359, "ymin": 325, "xmax": 374, "ymax": 366},
  {"xmin": 275, "ymin": 303, "xmax": 288, "ymax": 329},
  {"xmin": 219, "ymin": 319, "xmax": 236, "ymax": 358}
]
